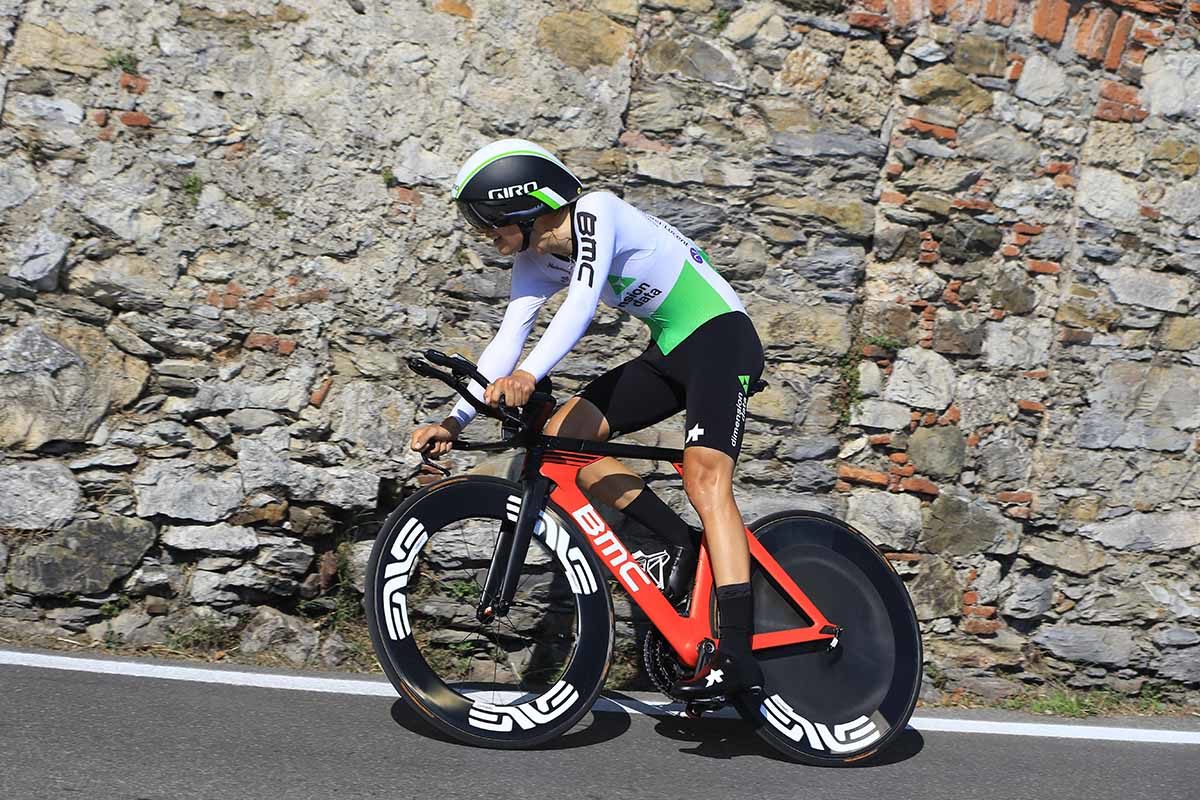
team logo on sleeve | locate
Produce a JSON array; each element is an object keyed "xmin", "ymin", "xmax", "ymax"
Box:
[{"xmin": 575, "ymin": 211, "xmax": 597, "ymax": 288}]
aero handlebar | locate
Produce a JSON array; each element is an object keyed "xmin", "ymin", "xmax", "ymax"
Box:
[{"xmin": 404, "ymin": 350, "xmax": 520, "ymax": 426}]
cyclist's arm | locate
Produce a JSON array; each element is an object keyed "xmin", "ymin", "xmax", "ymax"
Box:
[
  {"xmin": 447, "ymin": 258, "xmax": 557, "ymax": 429},
  {"xmin": 515, "ymin": 199, "xmax": 613, "ymax": 382}
]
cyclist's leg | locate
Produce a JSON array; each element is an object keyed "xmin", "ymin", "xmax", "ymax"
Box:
[
  {"xmin": 560, "ymin": 353, "xmax": 697, "ymax": 573},
  {"xmin": 543, "ymin": 395, "xmax": 611, "ymax": 440},
  {"xmin": 669, "ymin": 312, "xmax": 765, "ymax": 697},
  {"xmin": 544, "ymin": 393, "xmax": 678, "ymax": 522},
  {"xmin": 671, "ymin": 312, "xmax": 764, "ymax": 584},
  {"xmin": 681, "ymin": 446, "xmax": 747, "ymax": 584},
  {"xmin": 565, "ymin": 352, "xmax": 682, "ymax": 509}
]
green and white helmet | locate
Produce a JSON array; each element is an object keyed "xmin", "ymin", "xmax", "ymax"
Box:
[{"xmin": 452, "ymin": 139, "xmax": 584, "ymax": 243}]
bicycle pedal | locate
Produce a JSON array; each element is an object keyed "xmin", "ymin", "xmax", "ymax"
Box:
[{"xmin": 684, "ymin": 697, "xmax": 727, "ymax": 718}]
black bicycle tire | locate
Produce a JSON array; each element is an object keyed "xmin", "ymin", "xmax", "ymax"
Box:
[
  {"xmin": 733, "ymin": 509, "xmax": 923, "ymax": 766},
  {"xmin": 365, "ymin": 475, "xmax": 615, "ymax": 749}
]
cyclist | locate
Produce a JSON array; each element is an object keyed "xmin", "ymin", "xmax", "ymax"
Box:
[{"xmin": 410, "ymin": 139, "xmax": 765, "ymax": 701}]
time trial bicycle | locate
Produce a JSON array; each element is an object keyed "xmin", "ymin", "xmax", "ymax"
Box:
[{"xmin": 365, "ymin": 350, "xmax": 923, "ymax": 764}]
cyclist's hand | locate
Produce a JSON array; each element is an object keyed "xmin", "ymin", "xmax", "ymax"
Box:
[
  {"xmin": 485, "ymin": 370, "xmax": 536, "ymax": 408},
  {"xmin": 411, "ymin": 421, "xmax": 458, "ymax": 458}
]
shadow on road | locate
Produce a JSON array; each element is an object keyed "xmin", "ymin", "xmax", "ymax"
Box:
[
  {"xmin": 388, "ymin": 695, "xmax": 923, "ymax": 765},
  {"xmin": 388, "ymin": 699, "xmax": 632, "ymax": 750},
  {"xmin": 653, "ymin": 714, "xmax": 790, "ymax": 761},
  {"xmin": 851, "ymin": 728, "xmax": 925, "ymax": 767},
  {"xmin": 652, "ymin": 715, "xmax": 925, "ymax": 766}
]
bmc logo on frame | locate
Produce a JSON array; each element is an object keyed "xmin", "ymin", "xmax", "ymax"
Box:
[
  {"xmin": 571, "ymin": 504, "xmax": 651, "ymax": 594},
  {"xmin": 487, "ymin": 181, "xmax": 537, "ymax": 199}
]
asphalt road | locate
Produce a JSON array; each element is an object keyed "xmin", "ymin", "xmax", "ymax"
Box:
[{"xmin": 1, "ymin": 649, "xmax": 1197, "ymax": 800}]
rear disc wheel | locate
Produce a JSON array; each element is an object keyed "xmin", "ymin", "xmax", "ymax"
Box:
[{"xmin": 733, "ymin": 511, "xmax": 923, "ymax": 765}]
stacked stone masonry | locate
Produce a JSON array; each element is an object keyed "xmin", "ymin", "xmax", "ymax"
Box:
[{"xmin": 1, "ymin": 0, "xmax": 1198, "ymax": 700}]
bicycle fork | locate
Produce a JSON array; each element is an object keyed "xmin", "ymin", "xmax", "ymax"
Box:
[{"xmin": 476, "ymin": 452, "xmax": 551, "ymax": 623}]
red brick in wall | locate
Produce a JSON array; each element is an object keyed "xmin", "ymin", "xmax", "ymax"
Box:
[
  {"xmin": 1075, "ymin": 7, "xmax": 1121, "ymax": 62},
  {"xmin": 1107, "ymin": 0, "xmax": 1182, "ymax": 15},
  {"xmin": 1033, "ymin": 0, "xmax": 1072, "ymax": 44},
  {"xmin": 847, "ymin": 0, "xmax": 1181, "ymax": 74},
  {"xmin": 1104, "ymin": 13, "xmax": 1136, "ymax": 70},
  {"xmin": 891, "ymin": 0, "xmax": 923, "ymax": 28},
  {"xmin": 984, "ymin": 0, "xmax": 1018, "ymax": 25}
]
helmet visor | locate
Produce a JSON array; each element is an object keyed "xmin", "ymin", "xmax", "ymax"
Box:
[
  {"xmin": 457, "ymin": 194, "xmax": 546, "ymax": 231},
  {"xmin": 457, "ymin": 200, "xmax": 500, "ymax": 231}
]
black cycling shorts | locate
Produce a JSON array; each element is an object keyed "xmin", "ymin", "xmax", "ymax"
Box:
[{"xmin": 578, "ymin": 311, "xmax": 764, "ymax": 461}]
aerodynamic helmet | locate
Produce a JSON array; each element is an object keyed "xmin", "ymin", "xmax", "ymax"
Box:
[{"xmin": 452, "ymin": 139, "xmax": 584, "ymax": 249}]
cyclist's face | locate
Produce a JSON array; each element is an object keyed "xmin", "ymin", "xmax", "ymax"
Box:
[{"xmin": 472, "ymin": 224, "xmax": 523, "ymax": 256}]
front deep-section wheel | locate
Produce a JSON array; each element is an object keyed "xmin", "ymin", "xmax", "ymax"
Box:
[
  {"xmin": 735, "ymin": 510, "xmax": 923, "ymax": 766},
  {"xmin": 365, "ymin": 476, "xmax": 614, "ymax": 748}
]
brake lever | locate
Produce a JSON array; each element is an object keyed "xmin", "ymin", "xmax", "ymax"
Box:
[
  {"xmin": 495, "ymin": 396, "xmax": 524, "ymax": 430},
  {"xmin": 420, "ymin": 452, "xmax": 450, "ymax": 476},
  {"xmin": 403, "ymin": 445, "xmax": 452, "ymax": 485}
]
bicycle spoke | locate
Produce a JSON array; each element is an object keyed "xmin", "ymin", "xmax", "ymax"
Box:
[{"xmin": 491, "ymin": 643, "xmax": 499, "ymax": 704}]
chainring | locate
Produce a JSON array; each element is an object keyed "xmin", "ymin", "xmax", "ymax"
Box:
[{"xmin": 639, "ymin": 625, "xmax": 690, "ymax": 700}]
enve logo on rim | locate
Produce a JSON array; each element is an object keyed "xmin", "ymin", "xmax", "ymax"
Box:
[{"xmin": 760, "ymin": 694, "xmax": 882, "ymax": 753}]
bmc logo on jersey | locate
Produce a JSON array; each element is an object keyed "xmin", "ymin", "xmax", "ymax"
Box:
[
  {"xmin": 575, "ymin": 211, "xmax": 598, "ymax": 288},
  {"xmin": 488, "ymin": 181, "xmax": 538, "ymax": 200}
]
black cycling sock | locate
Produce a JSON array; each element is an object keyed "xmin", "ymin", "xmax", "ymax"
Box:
[
  {"xmin": 622, "ymin": 487, "xmax": 693, "ymax": 549},
  {"xmin": 716, "ymin": 582, "xmax": 754, "ymax": 658}
]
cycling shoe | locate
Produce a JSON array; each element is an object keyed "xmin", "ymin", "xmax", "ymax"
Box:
[{"xmin": 672, "ymin": 648, "xmax": 764, "ymax": 702}]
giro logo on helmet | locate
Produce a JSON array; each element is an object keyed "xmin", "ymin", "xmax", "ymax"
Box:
[{"xmin": 488, "ymin": 181, "xmax": 539, "ymax": 200}]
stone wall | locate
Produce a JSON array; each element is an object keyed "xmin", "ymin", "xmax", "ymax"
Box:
[{"xmin": 1, "ymin": 0, "xmax": 1197, "ymax": 700}]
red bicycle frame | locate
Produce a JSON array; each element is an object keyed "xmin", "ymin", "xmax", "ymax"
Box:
[
  {"xmin": 539, "ymin": 449, "xmax": 838, "ymax": 669},
  {"xmin": 406, "ymin": 348, "xmax": 839, "ymax": 670}
]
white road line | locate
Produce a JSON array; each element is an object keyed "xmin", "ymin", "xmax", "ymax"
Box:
[
  {"xmin": 1, "ymin": 649, "xmax": 397, "ymax": 698},
  {"xmin": 910, "ymin": 716, "xmax": 1200, "ymax": 745},
  {"xmin": 4, "ymin": 649, "xmax": 1199, "ymax": 746}
]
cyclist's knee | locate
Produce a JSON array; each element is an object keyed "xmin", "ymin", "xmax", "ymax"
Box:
[{"xmin": 684, "ymin": 469, "xmax": 732, "ymax": 514}]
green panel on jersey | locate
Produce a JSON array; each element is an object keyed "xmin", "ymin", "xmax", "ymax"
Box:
[
  {"xmin": 645, "ymin": 259, "xmax": 736, "ymax": 354},
  {"xmin": 739, "ymin": 374, "xmax": 751, "ymax": 395},
  {"xmin": 608, "ymin": 275, "xmax": 635, "ymax": 296}
]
